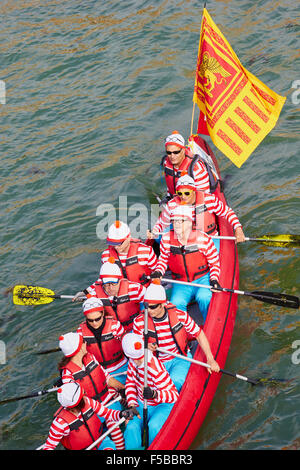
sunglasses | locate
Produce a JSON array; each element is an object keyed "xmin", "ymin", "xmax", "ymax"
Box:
[
  {"xmin": 176, "ymin": 190, "xmax": 193, "ymax": 196},
  {"xmin": 87, "ymin": 315, "xmax": 103, "ymax": 323},
  {"xmin": 166, "ymin": 149, "xmax": 182, "ymax": 155},
  {"xmin": 148, "ymin": 303, "xmax": 162, "ymax": 310}
]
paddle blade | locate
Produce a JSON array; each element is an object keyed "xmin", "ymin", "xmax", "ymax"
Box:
[
  {"xmin": 259, "ymin": 234, "xmax": 300, "ymax": 247},
  {"xmin": 13, "ymin": 285, "xmax": 55, "ymax": 306},
  {"xmin": 250, "ymin": 290, "xmax": 299, "ymax": 309},
  {"xmin": 254, "ymin": 377, "xmax": 288, "ymax": 386}
]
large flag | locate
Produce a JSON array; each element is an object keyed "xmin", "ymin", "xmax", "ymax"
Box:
[{"xmin": 193, "ymin": 8, "xmax": 286, "ymax": 167}]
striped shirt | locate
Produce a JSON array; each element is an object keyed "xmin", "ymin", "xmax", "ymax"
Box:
[
  {"xmin": 101, "ymin": 242, "xmax": 158, "ymax": 273},
  {"xmin": 125, "ymin": 353, "xmax": 179, "ymax": 408},
  {"xmin": 42, "ymin": 397, "xmax": 121, "ymax": 450},
  {"xmin": 133, "ymin": 306, "xmax": 201, "ymax": 363},
  {"xmin": 156, "ymin": 231, "xmax": 220, "ymax": 281},
  {"xmin": 163, "ymin": 158, "xmax": 211, "ymax": 195},
  {"xmin": 152, "ymin": 192, "xmax": 242, "ymax": 236}
]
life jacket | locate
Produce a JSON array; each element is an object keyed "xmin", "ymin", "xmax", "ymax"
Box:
[
  {"xmin": 172, "ymin": 192, "xmax": 217, "ymax": 235},
  {"xmin": 168, "ymin": 229, "xmax": 209, "ymax": 282},
  {"xmin": 63, "ymin": 353, "xmax": 109, "ymax": 402},
  {"xmin": 94, "ymin": 279, "xmax": 140, "ymax": 332},
  {"xmin": 161, "ymin": 148, "xmax": 218, "ymax": 197},
  {"xmin": 147, "ymin": 303, "xmax": 189, "ymax": 356},
  {"xmin": 79, "ymin": 318, "xmax": 124, "ymax": 369},
  {"xmin": 108, "ymin": 238, "xmax": 151, "ymax": 284},
  {"xmin": 54, "ymin": 399, "xmax": 103, "ymax": 450}
]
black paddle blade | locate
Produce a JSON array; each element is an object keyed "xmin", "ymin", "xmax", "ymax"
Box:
[
  {"xmin": 253, "ymin": 377, "xmax": 288, "ymax": 386},
  {"xmin": 250, "ymin": 291, "xmax": 299, "ymax": 309},
  {"xmin": 36, "ymin": 347, "xmax": 60, "ymax": 355}
]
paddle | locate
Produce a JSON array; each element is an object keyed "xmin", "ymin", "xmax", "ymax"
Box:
[
  {"xmin": 36, "ymin": 347, "xmax": 60, "ymax": 355},
  {"xmin": 142, "ymin": 302, "xmax": 150, "ymax": 449},
  {"xmin": 160, "ymin": 277, "xmax": 299, "ymax": 310},
  {"xmin": 12, "ymin": 285, "xmax": 86, "ymax": 306},
  {"xmin": 156, "ymin": 347, "xmax": 283, "ymax": 386},
  {"xmin": 149, "ymin": 231, "xmax": 300, "ymax": 248},
  {"xmin": 0, "ymin": 387, "xmax": 59, "ymax": 406},
  {"xmin": 85, "ymin": 417, "xmax": 126, "ymax": 451},
  {"xmin": 212, "ymin": 234, "xmax": 300, "ymax": 248}
]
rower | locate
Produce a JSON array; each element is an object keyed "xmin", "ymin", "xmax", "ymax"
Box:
[
  {"xmin": 161, "ymin": 130, "xmax": 217, "ymax": 203},
  {"xmin": 101, "ymin": 221, "xmax": 158, "ymax": 284},
  {"xmin": 41, "ymin": 381, "xmax": 134, "ymax": 450},
  {"xmin": 121, "ymin": 333, "xmax": 179, "ymax": 450},
  {"xmin": 150, "ymin": 204, "xmax": 221, "ymax": 321},
  {"xmin": 76, "ymin": 297, "xmax": 128, "ymax": 384},
  {"xmin": 133, "ymin": 281, "xmax": 220, "ymax": 393},
  {"xmin": 147, "ymin": 173, "xmax": 245, "ymax": 251},
  {"xmin": 77, "ymin": 259, "xmax": 146, "ymax": 332},
  {"xmin": 58, "ymin": 332, "xmax": 126, "ymax": 449}
]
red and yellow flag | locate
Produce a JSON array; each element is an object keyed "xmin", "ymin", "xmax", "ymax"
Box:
[{"xmin": 193, "ymin": 8, "xmax": 286, "ymax": 167}]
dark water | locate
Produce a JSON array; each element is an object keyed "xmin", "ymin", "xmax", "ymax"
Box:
[{"xmin": 0, "ymin": 0, "xmax": 299, "ymax": 451}]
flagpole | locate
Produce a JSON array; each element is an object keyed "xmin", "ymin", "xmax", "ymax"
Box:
[
  {"xmin": 190, "ymin": 101, "xmax": 196, "ymax": 137},
  {"xmin": 190, "ymin": 3, "xmax": 206, "ymax": 138}
]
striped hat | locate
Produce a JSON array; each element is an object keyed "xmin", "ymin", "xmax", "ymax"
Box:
[
  {"xmin": 165, "ymin": 131, "xmax": 185, "ymax": 149},
  {"xmin": 171, "ymin": 203, "xmax": 193, "ymax": 222},
  {"xmin": 176, "ymin": 174, "xmax": 196, "ymax": 191},
  {"xmin": 99, "ymin": 258, "xmax": 122, "ymax": 284},
  {"xmin": 107, "ymin": 220, "xmax": 130, "ymax": 246},
  {"xmin": 59, "ymin": 332, "xmax": 83, "ymax": 358},
  {"xmin": 144, "ymin": 280, "xmax": 166, "ymax": 304},
  {"xmin": 57, "ymin": 382, "xmax": 84, "ymax": 408},
  {"xmin": 82, "ymin": 297, "xmax": 104, "ymax": 316}
]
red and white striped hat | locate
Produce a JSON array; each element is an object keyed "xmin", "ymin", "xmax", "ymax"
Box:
[
  {"xmin": 107, "ymin": 220, "xmax": 130, "ymax": 246},
  {"xmin": 171, "ymin": 203, "xmax": 193, "ymax": 222},
  {"xmin": 57, "ymin": 381, "xmax": 84, "ymax": 408},
  {"xmin": 165, "ymin": 130, "xmax": 185, "ymax": 149},
  {"xmin": 59, "ymin": 332, "xmax": 83, "ymax": 358},
  {"xmin": 122, "ymin": 333, "xmax": 145, "ymax": 359},
  {"xmin": 144, "ymin": 280, "xmax": 166, "ymax": 304},
  {"xmin": 99, "ymin": 257, "xmax": 122, "ymax": 284},
  {"xmin": 82, "ymin": 297, "xmax": 104, "ymax": 316},
  {"xmin": 176, "ymin": 173, "xmax": 196, "ymax": 191}
]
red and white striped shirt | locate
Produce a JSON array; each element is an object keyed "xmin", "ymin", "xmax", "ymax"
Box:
[
  {"xmin": 101, "ymin": 242, "xmax": 157, "ymax": 273},
  {"xmin": 125, "ymin": 353, "xmax": 179, "ymax": 408},
  {"xmin": 133, "ymin": 306, "xmax": 201, "ymax": 363},
  {"xmin": 156, "ymin": 231, "xmax": 220, "ymax": 281},
  {"xmin": 163, "ymin": 158, "xmax": 211, "ymax": 195},
  {"xmin": 152, "ymin": 192, "xmax": 242, "ymax": 236},
  {"xmin": 42, "ymin": 397, "xmax": 121, "ymax": 450}
]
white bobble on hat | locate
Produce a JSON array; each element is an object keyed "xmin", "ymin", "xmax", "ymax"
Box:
[
  {"xmin": 57, "ymin": 382, "xmax": 84, "ymax": 408},
  {"xmin": 59, "ymin": 332, "xmax": 83, "ymax": 358},
  {"xmin": 165, "ymin": 130, "xmax": 185, "ymax": 149},
  {"xmin": 144, "ymin": 280, "xmax": 166, "ymax": 304},
  {"xmin": 107, "ymin": 220, "xmax": 130, "ymax": 246},
  {"xmin": 176, "ymin": 174, "xmax": 196, "ymax": 191},
  {"xmin": 82, "ymin": 297, "xmax": 104, "ymax": 316},
  {"xmin": 122, "ymin": 333, "xmax": 144, "ymax": 359},
  {"xmin": 99, "ymin": 258, "xmax": 122, "ymax": 284}
]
